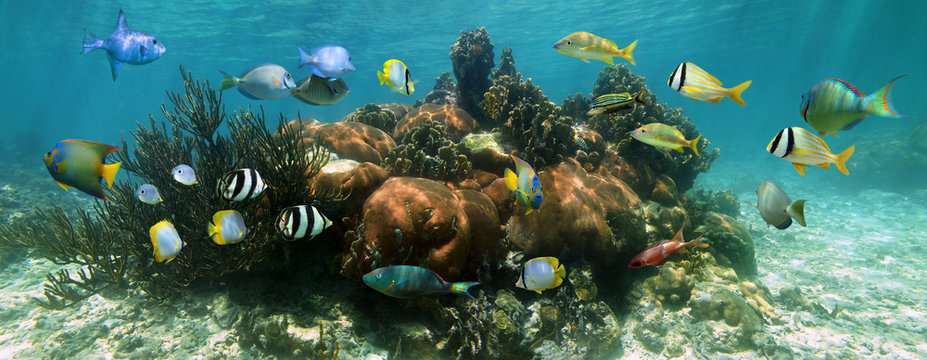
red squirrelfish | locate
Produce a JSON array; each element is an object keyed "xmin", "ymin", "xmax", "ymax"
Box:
[{"xmin": 628, "ymin": 225, "xmax": 707, "ymax": 268}]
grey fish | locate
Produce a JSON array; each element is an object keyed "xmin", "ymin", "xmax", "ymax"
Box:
[
  {"xmin": 745, "ymin": 180, "xmax": 806, "ymax": 229},
  {"xmin": 291, "ymin": 75, "xmax": 350, "ymax": 105}
]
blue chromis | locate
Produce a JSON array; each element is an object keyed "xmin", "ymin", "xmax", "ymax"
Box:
[
  {"xmin": 297, "ymin": 45, "xmax": 355, "ymax": 80},
  {"xmin": 217, "ymin": 168, "xmax": 266, "ymax": 201},
  {"xmin": 552, "ymin": 32, "xmax": 637, "ymax": 65},
  {"xmin": 767, "ymin": 127, "xmax": 854, "ymax": 176},
  {"xmin": 208, "ymin": 210, "xmax": 248, "ymax": 245},
  {"xmin": 43, "ymin": 139, "xmax": 122, "ymax": 200},
  {"xmin": 377, "ymin": 59, "xmax": 414, "ymax": 95},
  {"xmin": 81, "ymin": 10, "xmax": 166, "ymax": 81},
  {"xmin": 219, "ymin": 64, "xmax": 296, "ymax": 100},
  {"xmin": 275, "ymin": 205, "xmax": 332, "ymax": 241},
  {"xmin": 630, "ymin": 123, "xmax": 701, "ymax": 155},
  {"xmin": 172, "ymin": 164, "xmax": 197, "ymax": 185},
  {"xmin": 801, "ymin": 75, "xmax": 908, "ymax": 137},
  {"xmin": 515, "ymin": 257, "xmax": 566, "ymax": 294},
  {"xmin": 745, "ymin": 180, "xmax": 806, "ymax": 230},
  {"xmin": 586, "ymin": 89, "xmax": 649, "ymax": 115},
  {"xmin": 150, "ymin": 220, "xmax": 183, "ymax": 263},
  {"xmin": 503, "ymin": 154, "xmax": 543, "ymax": 214},
  {"xmin": 668, "ymin": 62, "xmax": 751, "ymax": 106},
  {"xmin": 362, "ymin": 265, "xmax": 479, "ymax": 299},
  {"xmin": 135, "ymin": 184, "xmax": 162, "ymax": 204}
]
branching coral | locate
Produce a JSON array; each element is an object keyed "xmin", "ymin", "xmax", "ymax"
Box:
[
  {"xmin": 343, "ymin": 103, "xmax": 401, "ymax": 134},
  {"xmin": 450, "ymin": 27, "xmax": 495, "ymax": 126},
  {"xmin": 561, "ymin": 93, "xmax": 591, "ymax": 124},
  {"xmin": 382, "ymin": 119, "xmax": 472, "ymax": 181},
  {"xmin": 491, "ymin": 48, "xmax": 518, "ymax": 81}
]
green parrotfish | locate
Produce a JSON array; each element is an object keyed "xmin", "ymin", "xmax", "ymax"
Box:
[
  {"xmin": 800, "ymin": 75, "xmax": 908, "ymax": 137},
  {"xmin": 362, "ymin": 265, "xmax": 479, "ymax": 299},
  {"xmin": 43, "ymin": 139, "xmax": 122, "ymax": 200}
]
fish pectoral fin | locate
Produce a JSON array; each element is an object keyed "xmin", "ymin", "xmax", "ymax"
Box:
[
  {"xmin": 139, "ymin": 45, "xmax": 147, "ymax": 57},
  {"xmin": 792, "ymin": 163, "xmax": 807, "ymax": 176},
  {"xmin": 534, "ymin": 289, "xmax": 544, "ymax": 294},
  {"xmin": 107, "ymin": 56, "xmax": 123, "ymax": 81},
  {"xmin": 706, "ymin": 96, "xmax": 723, "ymax": 103},
  {"xmin": 56, "ymin": 181, "xmax": 70, "ymax": 191}
]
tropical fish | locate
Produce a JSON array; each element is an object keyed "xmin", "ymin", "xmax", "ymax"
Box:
[
  {"xmin": 362, "ymin": 265, "xmax": 480, "ymax": 299},
  {"xmin": 275, "ymin": 205, "xmax": 332, "ymax": 241},
  {"xmin": 586, "ymin": 89, "xmax": 649, "ymax": 115},
  {"xmin": 291, "ymin": 75, "xmax": 350, "ymax": 106},
  {"xmin": 297, "ymin": 45, "xmax": 355, "ymax": 79},
  {"xmin": 628, "ymin": 225, "xmax": 707, "ymax": 268},
  {"xmin": 552, "ymin": 32, "xmax": 637, "ymax": 65},
  {"xmin": 630, "ymin": 123, "xmax": 701, "ymax": 155},
  {"xmin": 217, "ymin": 168, "xmax": 266, "ymax": 201},
  {"xmin": 745, "ymin": 180, "xmax": 807, "ymax": 230},
  {"xmin": 503, "ymin": 154, "xmax": 543, "ymax": 214},
  {"xmin": 43, "ymin": 139, "xmax": 122, "ymax": 200},
  {"xmin": 667, "ymin": 62, "xmax": 751, "ymax": 106},
  {"xmin": 219, "ymin": 64, "xmax": 296, "ymax": 100},
  {"xmin": 150, "ymin": 220, "xmax": 184, "ymax": 263},
  {"xmin": 377, "ymin": 59, "xmax": 414, "ymax": 95},
  {"xmin": 515, "ymin": 257, "xmax": 566, "ymax": 294},
  {"xmin": 575, "ymin": 134, "xmax": 589, "ymax": 151},
  {"xmin": 135, "ymin": 184, "xmax": 162, "ymax": 204},
  {"xmin": 801, "ymin": 75, "xmax": 908, "ymax": 137},
  {"xmin": 81, "ymin": 10, "xmax": 166, "ymax": 81},
  {"xmin": 208, "ymin": 210, "xmax": 248, "ymax": 245},
  {"xmin": 766, "ymin": 127, "xmax": 854, "ymax": 176},
  {"xmin": 172, "ymin": 164, "xmax": 197, "ymax": 185}
]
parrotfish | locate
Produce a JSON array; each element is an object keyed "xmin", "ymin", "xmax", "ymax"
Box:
[
  {"xmin": 587, "ymin": 89, "xmax": 649, "ymax": 115},
  {"xmin": 208, "ymin": 210, "xmax": 248, "ymax": 245},
  {"xmin": 135, "ymin": 183, "xmax": 162, "ymax": 204},
  {"xmin": 504, "ymin": 155, "xmax": 543, "ymax": 214},
  {"xmin": 298, "ymin": 45, "xmax": 355, "ymax": 80},
  {"xmin": 362, "ymin": 265, "xmax": 479, "ymax": 299},
  {"xmin": 628, "ymin": 225, "xmax": 707, "ymax": 268},
  {"xmin": 668, "ymin": 62, "xmax": 751, "ymax": 106},
  {"xmin": 43, "ymin": 139, "xmax": 122, "ymax": 200},
  {"xmin": 630, "ymin": 123, "xmax": 701, "ymax": 155},
  {"xmin": 745, "ymin": 180, "xmax": 807, "ymax": 230},
  {"xmin": 219, "ymin": 64, "xmax": 296, "ymax": 100},
  {"xmin": 171, "ymin": 164, "xmax": 197, "ymax": 185},
  {"xmin": 766, "ymin": 127, "xmax": 854, "ymax": 176},
  {"xmin": 275, "ymin": 205, "xmax": 332, "ymax": 241},
  {"xmin": 291, "ymin": 75, "xmax": 350, "ymax": 106},
  {"xmin": 150, "ymin": 220, "xmax": 184, "ymax": 263},
  {"xmin": 217, "ymin": 168, "xmax": 265, "ymax": 201},
  {"xmin": 378, "ymin": 59, "xmax": 414, "ymax": 95},
  {"xmin": 81, "ymin": 10, "xmax": 166, "ymax": 81},
  {"xmin": 515, "ymin": 257, "xmax": 566, "ymax": 294},
  {"xmin": 801, "ymin": 75, "xmax": 908, "ymax": 137},
  {"xmin": 553, "ymin": 32, "xmax": 637, "ymax": 65}
]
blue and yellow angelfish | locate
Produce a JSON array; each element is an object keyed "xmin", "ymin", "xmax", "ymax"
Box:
[
  {"xmin": 504, "ymin": 154, "xmax": 543, "ymax": 214},
  {"xmin": 44, "ymin": 139, "xmax": 122, "ymax": 200}
]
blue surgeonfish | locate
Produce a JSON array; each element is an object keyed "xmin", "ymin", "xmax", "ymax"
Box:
[
  {"xmin": 81, "ymin": 9, "xmax": 166, "ymax": 81},
  {"xmin": 217, "ymin": 168, "xmax": 265, "ymax": 201},
  {"xmin": 800, "ymin": 76, "xmax": 908, "ymax": 137},
  {"xmin": 135, "ymin": 184, "xmax": 162, "ymax": 204},
  {"xmin": 172, "ymin": 164, "xmax": 197, "ymax": 185},
  {"xmin": 150, "ymin": 220, "xmax": 184, "ymax": 263},
  {"xmin": 745, "ymin": 180, "xmax": 807, "ymax": 230},
  {"xmin": 275, "ymin": 205, "xmax": 332, "ymax": 241},
  {"xmin": 377, "ymin": 59, "xmax": 414, "ymax": 95},
  {"xmin": 667, "ymin": 62, "xmax": 751, "ymax": 106},
  {"xmin": 504, "ymin": 155, "xmax": 543, "ymax": 214},
  {"xmin": 515, "ymin": 257, "xmax": 566, "ymax": 294},
  {"xmin": 208, "ymin": 210, "xmax": 248, "ymax": 245},
  {"xmin": 219, "ymin": 64, "xmax": 296, "ymax": 100},
  {"xmin": 766, "ymin": 127, "xmax": 854, "ymax": 176},
  {"xmin": 298, "ymin": 45, "xmax": 355, "ymax": 80},
  {"xmin": 43, "ymin": 139, "xmax": 122, "ymax": 200},
  {"xmin": 362, "ymin": 265, "xmax": 479, "ymax": 299}
]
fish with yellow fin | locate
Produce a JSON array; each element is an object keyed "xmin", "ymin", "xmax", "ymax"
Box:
[
  {"xmin": 766, "ymin": 127, "xmax": 854, "ymax": 176},
  {"xmin": 553, "ymin": 32, "xmax": 637, "ymax": 65},
  {"xmin": 587, "ymin": 89, "xmax": 649, "ymax": 115},
  {"xmin": 504, "ymin": 155, "xmax": 543, "ymax": 214},
  {"xmin": 43, "ymin": 139, "xmax": 122, "ymax": 200},
  {"xmin": 668, "ymin": 62, "xmax": 751, "ymax": 106},
  {"xmin": 150, "ymin": 220, "xmax": 184, "ymax": 263},
  {"xmin": 801, "ymin": 75, "xmax": 908, "ymax": 137},
  {"xmin": 515, "ymin": 257, "xmax": 566, "ymax": 294},
  {"xmin": 630, "ymin": 123, "xmax": 701, "ymax": 155},
  {"xmin": 208, "ymin": 210, "xmax": 248, "ymax": 245},
  {"xmin": 377, "ymin": 59, "xmax": 414, "ymax": 95}
]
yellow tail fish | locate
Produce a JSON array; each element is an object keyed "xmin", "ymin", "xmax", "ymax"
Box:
[
  {"xmin": 668, "ymin": 62, "xmax": 751, "ymax": 106},
  {"xmin": 630, "ymin": 123, "xmax": 701, "ymax": 155},
  {"xmin": 766, "ymin": 127, "xmax": 854, "ymax": 176},
  {"xmin": 553, "ymin": 32, "xmax": 638, "ymax": 65}
]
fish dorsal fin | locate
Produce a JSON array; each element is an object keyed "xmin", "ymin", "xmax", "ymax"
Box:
[
  {"xmin": 510, "ymin": 155, "xmax": 534, "ymax": 178},
  {"xmin": 672, "ymin": 225, "xmax": 685, "ymax": 242},
  {"xmin": 113, "ymin": 10, "xmax": 129, "ymax": 34},
  {"xmin": 62, "ymin": 139, "xmax": 120, "ymax": 155},
  {"xmin": 827, "ymin": 78, "xmax": 866, "ymax": 97}
]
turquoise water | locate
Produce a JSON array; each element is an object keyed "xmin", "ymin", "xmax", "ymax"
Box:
[{"xmin": 1, "ymin": 1, "xmax": 926, "ymax": 358}]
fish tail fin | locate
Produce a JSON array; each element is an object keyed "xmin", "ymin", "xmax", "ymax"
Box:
[
  {"xmin": 553, "ymin": 259, "xmax": 566, "ymax": 288},
  {"xmin": 81, "ymin": 29, "xmax": 103, "ymax": 54},
  {"xmin": 687, "ymin": 235, "xmax": 709, "ymax": 248},
  {"xmin": 449, "ymin": 282, "xmax": 480, "ymax": 299},
  {"xmin": 504, "ymin": 168, "xmax": 518, "ymax": 191},
  {"xmin": 101, "ymin": 162, "xmax": 121, "ymax": 188},
  {"xmin": 297, "ymin": 47, "xmax": 311, "ymax": 69},
  {"xmin": 788, "ymin": 199, "xmax": 807, "ymax": 227},
  {"xmin": 728, "ymin": 80, "xmax": 752, "ymax": 106},
  {"xmin": 619, "ymin": 39, "xmax": 638, "ymax": 65},
  {"xmin": 218, "ymin": 71, "xmax": 237, "ymax": 91},
  {"xmin": 688, "ymin": 134, "xmax": 701, "ymax": 156},
  {"xmin": 524, "ymin": 207, "xmax": 535, "ymax": 215},
  {"xmin": 377, "ymin": 70, "xmax": 387, "ymax": 85},
  {"xmin": 634, "ymin": 88, "xmax": 649, "ymax": 105},
  {"xmin": 865, "ymin": 74, "xmax": 907, "ymax": 118},
  {"xmin": 835, "ymin": 145, "xmax": 855, "ymax": 175}
]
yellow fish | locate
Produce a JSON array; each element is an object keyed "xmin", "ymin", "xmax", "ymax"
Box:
[
  {"xmin": 377, "ymin": 59, "xmax": 414, "ymax": 95},
  {"xmin": 43, "ymin": 139, "xmax": 122, "ymax": 200},
  {"xmin": 150, "ymin": 220, "xmax": 184, "ymax": 263},
  {"xmin": 630, "ymin": 123, "xmax": 701, "ymax": 155},
  {"xmin": 515, "ymin": 257, "xmax": 566, "ymax": 294},
  {"xmin": 552, "ymin": 32, "xmax": 637, "ymax": 65},
  {"xmin": 668, "ymin": 62, "xmax": 751, "ymax": 106},
  {"xmin": 766, "ymin": 127, "xmax": 854, "ymax": 176}
]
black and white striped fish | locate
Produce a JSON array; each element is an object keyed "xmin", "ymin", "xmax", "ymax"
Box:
[
  {"xmin": 275, "ymin": 205, "xmax": 333, "ymax": 241},
  {"xmin": 667, "ymin": 62, "xmax": 752, "ymax": 106},
  {"xmin": 766, "ymin": 127, "xmax": 855, "ymax": 176},
  {"xmin": 217, "ymin": 168, "xmax": 266, "ymax": 201}
]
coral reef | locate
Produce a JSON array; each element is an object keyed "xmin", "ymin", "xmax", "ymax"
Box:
[
  {"xmin": 307, "ymin": 160, "xmax": 389, "ymax": 216},
  {"xmin": 450, "ymin": 27, "xmax": 495, "ymax": 126},
  {"xmin": 292, "ymin": 120, "xmax": 396, "ymax": 164},
  {"xmin": 393, "ymin": 104, "xmax": 478, "ymax": 142},
  {"xmin": 687, "ymin": 188, "xmax": 741, "ymax": 219},
  {"xmin": 561, "ymin": 93, "xmax": 591, "ymax": 124},
  {"xmin": 491, "ymin": 47, "xmax": 518, "ymax": 80},
  {"xmin": 342, "ymin": 103, "xmax": 408, "ymax": 134},
  {"xmin": 415, "ymin": 72, "xmax": 458, "ymax": 107},
  {"xmin": 695, "ymin": 212, "xmax": 756, "ymax": 276},
  {"xmin": 382, "ymin": 119, "xmax": 472, "ymax": 181}
]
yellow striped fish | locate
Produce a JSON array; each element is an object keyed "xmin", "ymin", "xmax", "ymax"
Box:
[
  {"xmin": 586, "ymin": 89, "xmax": 649, "ymax": 115},
  {"xmin": 553, "ymin": 32, "xmax": 637, "ymax": 65},
  {"xmin": 630, "ymin": 123, "xmax": 701, "ymax": 155},
  {"xmin": 766, "ymin": 127, "xmax": 855, "ymax": 176},
  {"xmin": 667, "ymin": 62, "xmax": 752, "ymax": 106}
]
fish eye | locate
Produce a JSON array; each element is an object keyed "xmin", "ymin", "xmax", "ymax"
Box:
[
  {"xmin": 567, "ymin": 41, "xmax": 572, "ymax": 45},
  {"xmin": 153, "ymin": 40, "xmax": 157, "ymax": 44},
  {"xmin": 633, "ymin": 261, "xmax": 641, "ymax": 267},
  {"xmin": 285, "ymin": 73, "xmax": 291, "ymax": 78},
  {"xmin": 376, "ymin": 274, "xmax": 382, "ymax": 279},
  {"xmin": 140, "ymin": 190, "xmax": 146, "ymax": 194}
]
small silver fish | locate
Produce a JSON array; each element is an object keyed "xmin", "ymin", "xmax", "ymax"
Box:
[
  {"xmin": 172, "ymin": 164, "xmax": 197, "ymax": 185},
  {"xmin": 81, "ymin": 10, "xmax": 166, "ymax": 81},
  {"xmin": 135, "ymin": 183, "xmax": 162, "ymax": 204},
  {"xmin": 745, "ymin": 180, "xmax": 807, "ymax": 229}
]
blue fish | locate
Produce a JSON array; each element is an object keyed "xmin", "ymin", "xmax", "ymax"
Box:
[
  {"xmin": 297, "ymin": 45, "xmax": 355, "ymax": 80},
  {"xmin": 81, "ymin": 10, "xmax": 166, "ymax": 81},
  {"xmin": 362, "ymin": 265, "xmax": 479, "ymax": 299}
]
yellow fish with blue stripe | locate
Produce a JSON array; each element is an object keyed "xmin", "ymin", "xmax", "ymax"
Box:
[
  {"xmin": 515, "ymin": 257, "xmax": 566, "ymax": 294},
  {"xmin": 553, "ymin": 32, "xmax": 638, "ymax": 65},
  {"xmin": 668, "ymin": 62, "xmax": 751, "ymax": 106},
  {"xmin": 503, "ymin": 155, "xmax": 543, "ymax": 214},
  {"xmin": 767, "ymin": 127, "xmax": 854, "ymax": 176},
  {"xmin": 630, "ymin": 123, "xmax": 701, "ymax": 155},
  {"xmin": 43, "ymin": 139, "xmax": 122, "ymax": 200}
]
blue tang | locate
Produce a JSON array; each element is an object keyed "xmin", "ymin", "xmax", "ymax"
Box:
[
  {"xmin": 503, "ymin": 154, "xmax": 543, "ymax": 214},
  {"xmin": 362, "ymin": 266, "xmax": 479, "ymax": 299},
  {"xmin": 81, "ymin": 10, "xmax": 166, "ymax": 81},
  {"xmin": 298, "ymin": 45, "xmax": 355, "ymax": 79},
  {"xmin": 43, "ymin": 139, "xmax": 122, "ymax": 200}
]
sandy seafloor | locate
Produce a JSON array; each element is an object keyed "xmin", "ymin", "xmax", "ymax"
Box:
[{"xmin": 1, "ymin": 158, "xmax": 926, "ymax": 359}]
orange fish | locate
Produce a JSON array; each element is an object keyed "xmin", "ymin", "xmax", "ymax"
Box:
[{"xmin": 628, "ymin": 225, "xmax": 707, "ymax": 268}]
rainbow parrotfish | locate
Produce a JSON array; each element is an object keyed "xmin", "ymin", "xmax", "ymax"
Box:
[
  {"xmin": 81, "ymin": 10, "xmax": 166, "ymax": 81},
  {"xmin": 800, "ymin": 75, "xmax": 908, "ymax": 137},
  {"xmin": 362, "ymin": 266, "xmax": 479, "ymax": 299},
  {"xmin": 504, "ymin": 154, "xmax": 543, "ymax": 214},
  {"xmin": 43, "ymin": 139, "xmax": 122, "ymax": 200}
]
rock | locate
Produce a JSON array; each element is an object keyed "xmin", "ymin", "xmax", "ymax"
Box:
[
  {"xmin": 482, "ymin": 178, "xmax": 514, "ymax": 225},
  {"xmin": 568, "ymin": 266, "xmax": 598, "ymax": 301},
  {"xmin": 651, "ymin": 175, "xmax": 679, "ymax": 207},
  {"xmin": 292, "ymin": 121, "xmax": 396, "ymax": 164},
  {"xmin": 394, "ymin": 104, "xmax": 478, "ymax": 142},
  {"xmin": 696, "ymin": 212, "xmax": 756, "ymax": 276},
  {"xmin": 308, "ymin": 160, "xmax": 389, "ymax": 214}
]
